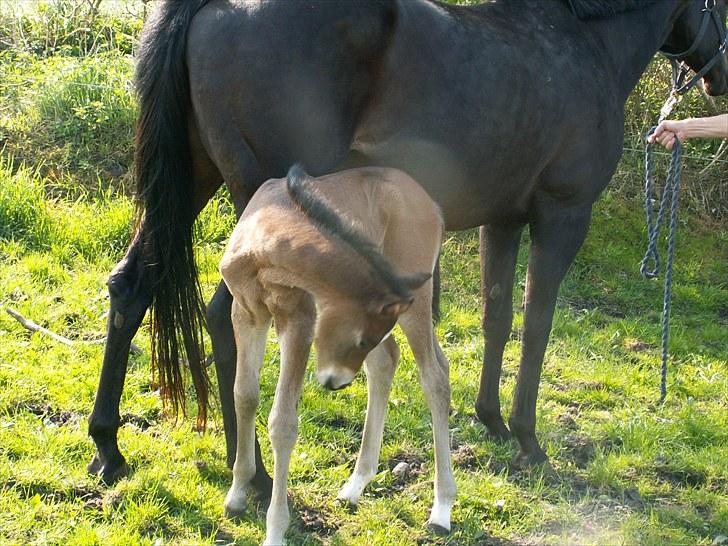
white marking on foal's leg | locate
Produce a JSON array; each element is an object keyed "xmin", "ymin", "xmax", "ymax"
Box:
[{"xmin": 338, "ymin": 338, "xmax": 398, "ymax": 506}]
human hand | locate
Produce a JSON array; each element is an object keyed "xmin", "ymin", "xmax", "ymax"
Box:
[{"xmin": 648, "ymin": 120, "xmax": 687, "ymax": 150}]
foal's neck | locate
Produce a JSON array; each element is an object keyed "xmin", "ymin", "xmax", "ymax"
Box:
[
  {"xmin": 589, "ymin": 0, "xmax": 681, "ymax": 104},
  {"xmin": 273, "ymin": 204, "xmax": 389, "ymax": 303}
]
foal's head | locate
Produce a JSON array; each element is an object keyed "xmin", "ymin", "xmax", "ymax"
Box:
[
  {"xmin": 314, "ymin": 272, "xmax": 430, "ymax": 391},
  {"xmin": 662, "ymin": 0, "xmax": 728, "ymax": 96}
]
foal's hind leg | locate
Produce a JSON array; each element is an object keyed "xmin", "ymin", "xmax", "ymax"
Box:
[
  {"xmin": 207, "ymin": 282, "xmax": 272, "ymax": 498},
  {"xmin": 475, "ymin": 223, "xmax": 524, "ymax": 441},
  {"xmin": 224, "ymin": 302, "xmax": 271, "ymax": 517},
  {"xmin": 509, "ymin": 204, "xmax": 592, "ymax": 467},
  {"xmin": 338, "ymin": 336, "xmax": 400, "ymax": 506}
]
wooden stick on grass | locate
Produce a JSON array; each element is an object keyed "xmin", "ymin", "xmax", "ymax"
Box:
[{"xmin": 5, "ymin": 306, "xmax": 142, "ymax": 356}]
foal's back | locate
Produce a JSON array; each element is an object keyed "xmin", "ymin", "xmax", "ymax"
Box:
[{"xmin": 227, "ymin": 166, "xmax": 443, "ymax": 279}]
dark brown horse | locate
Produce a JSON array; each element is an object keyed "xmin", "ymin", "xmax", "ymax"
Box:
[{"xmin": 87, "ymin": 0, "xmax": 728, "ymax": 498}]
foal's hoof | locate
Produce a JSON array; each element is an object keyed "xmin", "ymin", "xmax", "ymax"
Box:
[
  {"xmin": 87, "ymin": 455, "xmax": 130, "ymax": 485},
  {"xmin": 511, "ymin": 448, "xmax": 549, "ymax": 470},
  {"xmin": 427, "ymin": 522, "xmax": 450, "ymax": 536},
  {"xmin": 335, "ymin": 496, "xmax": 359, "ymax": 513},
  {"xmin": 223, "ymin": 494, "xmax": 248, "ymax": 520}
]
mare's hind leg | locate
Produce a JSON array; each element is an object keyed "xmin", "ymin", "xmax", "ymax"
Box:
[
  {"xmin": 87, "ymin": 230, "xmax": 149, "ymax": 483},
  {"xmin": 399, "ymin": 292, "xmax": 456, "ymax": 533},
  {"xmin": 88, "ymin": 126, "xmax": 222, "ymax": 484},
  {"xmin": 509, "ymin": 204, "xmax": 592, "ymax": 467},
  {"xmin": 337, "ymin": 336, "xmax": 400, "ymax": 506},
  {"xmin": 475, "ymin": 223, "xmax": 524, "ymax": 441}
]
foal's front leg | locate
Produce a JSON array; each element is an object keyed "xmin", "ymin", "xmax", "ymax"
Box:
[
  {"xmin": 265, "ymin": 310, "xmax": 314, "ymax": 546},
  {"xmin": 338, "ymin": 336, "xmax": 400, "ymax": 506},
  {"xmin": 400, "ymin": 307, "xmax": 456, "ymax": 532},
  {"xmin": 224, "ymin": 303, "xmax": 271, "ymax": 517}
]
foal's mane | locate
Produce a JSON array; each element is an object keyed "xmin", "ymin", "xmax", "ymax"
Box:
[
  {"xmin": 566, "ymin": 0, "xmax": 658, "ymax": 19},
  {"xmin": 286, "ymin": 164, "xmax": 412, "ymax": 299}
]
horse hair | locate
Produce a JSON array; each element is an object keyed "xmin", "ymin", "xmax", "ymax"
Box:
[
  {"xmin": 566, "ymin": 0, "xmax": 658, "ymax": 19},
  {"xmin": 134, "ymin": 0, "xmax": 212, "ymax": 426},
  {"xmin": 286, "ymin": 164, "xmax": 414, "ymax": 302}
]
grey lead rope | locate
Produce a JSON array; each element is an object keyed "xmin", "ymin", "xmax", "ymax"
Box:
[{"xmin": 640, "ymin": 127, "xmax": 682, "ymax": 403}]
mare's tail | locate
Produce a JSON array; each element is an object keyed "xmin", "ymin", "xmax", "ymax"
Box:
[{"xmin": 134, "ymin": 0, "xmax": 212, "ymax": 427}]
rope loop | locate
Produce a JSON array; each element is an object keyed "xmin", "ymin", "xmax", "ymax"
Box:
[{"xmin": 640, "ymin": 127, "xmax": 683, "ymax": 403}]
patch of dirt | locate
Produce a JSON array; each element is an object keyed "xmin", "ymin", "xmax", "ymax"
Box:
[
  {"xmin": 386, "ymin": 452, "xmax": 426, "ymax": 490},
  {"xmin": 18, "ymin": 402, "xmax": 80, "ymax": 427},
  {"xmin": 120, "ymin": 412, "xmax": 155, "ymax": 431},
  {"xmin": 213, "ymin": 528, "xmax": 236, "ymax": 545},
  {"xmin": 625, "ymin": 339, "xmax": 651, "ymax": 352},
  {"xmin": 622, "ymin": 487, "xmax": 645, "ymax": 510},
  {"xmin": 556, "ymin": 407, "xmax": 580, "ymax": 431},
  {"xmin": 291, "ymin": 499, "xmax": 337, "ymax": 537},
  {"xmin": 451, "ymin": 443, "xmax": 481, "ymax": 471},
  {"xmin": 560, "ymin": 434, "xmax": 596, "ymax": 469},
  {"xmin": 655, "ymin": 466, "xmax": 707, "ymax": 487},
  {"xmin": 1, "ymin": 479, "xmax": 103, "ymax": 507}
]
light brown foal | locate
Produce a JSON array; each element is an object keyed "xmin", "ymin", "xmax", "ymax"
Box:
[{"xmin": 220, "ymin": 165, "xmax": 455, "ymax": 545}]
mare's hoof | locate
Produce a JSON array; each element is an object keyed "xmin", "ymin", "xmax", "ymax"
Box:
[
  {"xmin": 251, "ymin": 471, "xmax": 273, "ymax": 507},
  {"xmin": 511, "ymin": 448, "xmax": 549, "ymax": 470},
  {"xmin": 485, "ymin": 423, "xmax": 511, "ymax": 442},
  {"xmin": 88, "ymin": 455, "xmax": 130, "ymax": 485},
  {"xmin": 475, "ymin": 410, "xmax": 511, "ymax": 442},
  {"xmin": 427, "ymin": 522, "xmax": 450, "ymax": 536},
  {"xmin": 87, "ymin": 454, "xmax": 103, "ymax": 475}
]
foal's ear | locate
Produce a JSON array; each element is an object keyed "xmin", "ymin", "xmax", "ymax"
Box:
[
  {"xmin": 403, "ymin": 271, "xmax": 431, "ymax": 291},
  {"xmin": 374, "ymin": 273, "xmax": 431, "ymax": 317},
  {"xmin": 378, "ymin": 294, "xmax": 415, "ymax": 317}
]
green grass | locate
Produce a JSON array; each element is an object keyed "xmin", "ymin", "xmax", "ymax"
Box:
[
  {"xmin": 1, "ymin": 2, "xmax": 728, "ymax": 545},
  {"xmin": 1, "ymin": 153, "xmax": 727, "ymax": 545}
]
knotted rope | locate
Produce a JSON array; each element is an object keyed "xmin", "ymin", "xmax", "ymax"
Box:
[{"xmin": 640, "ymin": 128, "xmax": 682, "ymax": 403}]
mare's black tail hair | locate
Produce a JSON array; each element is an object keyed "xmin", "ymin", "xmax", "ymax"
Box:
[
  {"xmin": 134, "ymin": 0, "xmax": 211, "ymax": 427},
  {"xmin": 286, "ymin": 164, "xmax": 414, "ymax": 300}
]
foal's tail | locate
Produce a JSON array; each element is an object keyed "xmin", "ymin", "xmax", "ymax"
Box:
[{"xmin": 134, "ymin": 0, "xmax": 212, "ymax": 427}]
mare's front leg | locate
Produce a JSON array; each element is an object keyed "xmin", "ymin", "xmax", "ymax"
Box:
[
  {"xmin": 264, "ymin": 301, "xmax": 315, "ymax": 546},
  {"xmin": 224, "ymin": 302, "xmax": 271, "ymax": 517},
  {"xmin": 510, "ymin": 203, "xmax": 592, "ymax": 467},
  {"xmin": 475, "ymin": 223, "xmax": 524, "ymax": 441},
  {"xmin": 400, "ymin": 299, "xmax": 456, "ymax": 533},
  {"xmin": 337, "ymin": 336, "xmax": 400, "ymax": 506},
  {"xmin": 88, "ymin": 230, "xmax": 150, "ymax": 484}
]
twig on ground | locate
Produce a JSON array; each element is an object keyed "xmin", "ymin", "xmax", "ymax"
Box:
[{"xmin": 5, "ymin": 306, "xmax": 143, "ymax": 356}]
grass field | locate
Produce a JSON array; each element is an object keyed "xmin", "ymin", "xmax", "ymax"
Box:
[{"xmin": 1, "ymin": 2, "xmax": 728, "ymax": 545}]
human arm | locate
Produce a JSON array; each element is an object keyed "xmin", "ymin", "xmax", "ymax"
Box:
[{"xmin": 648, "ymin": 113, "xmax": 728, "ymax": 150}]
